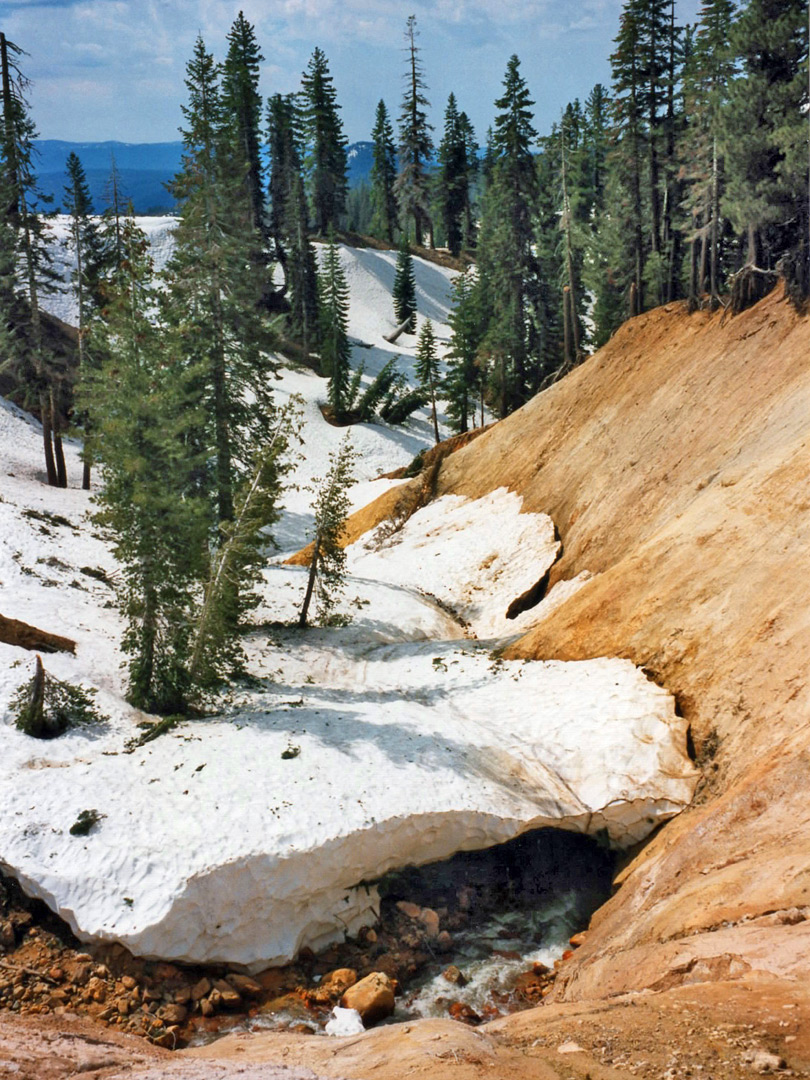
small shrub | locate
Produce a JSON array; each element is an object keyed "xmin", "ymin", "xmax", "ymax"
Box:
[
  {"xmin": 69, "ymin": 809, "xmax": 104, "ymax": 836},
  {"xmin": 10, "ymin": 656, "xmax": 107, "ymax": 739}
]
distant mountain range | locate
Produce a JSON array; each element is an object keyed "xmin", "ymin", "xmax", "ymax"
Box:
[{"xmin": 35, "ymin": 139, "xmax": 375, "ymax": 215}]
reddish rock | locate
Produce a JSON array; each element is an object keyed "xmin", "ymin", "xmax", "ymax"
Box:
[
  {"xmin": 569, "ymin": 931, "xmax": 588, "ymax": 948},
  {"xmin": 442, "ymin": 965, "xmax": 467, "ymax": 987},
  {"xmin": 396, "ymin": 901, "xmax": 421, "ymax": 920},
  {"xmin": 340, "ymin": 972, "xmax": 395, "ymax": 1026},
  {"xmin": 190, "ymin": 977, "xmax": 211, "ymax": 1001},
  {"xmin": 158, "ymin": 1003, "xmax": 187, "ymax": 1024},
  {"xmin": 225, "ymin": 973, "xmax": 262, "ymax": 999},
  {"xmin": 310, "ymin": 968, "xmax": 357, "ymax": 1004},
  {"xmin": 448, "ymin": 1001, "xmax": 481, "ymax": 1025},
  {"xmin": 419, "ymin": 908, "xmax": 440, "ymax": 938},
  {"xmin": 212, "ymin": 979, "xmax": 242, "ymax": 1009}
]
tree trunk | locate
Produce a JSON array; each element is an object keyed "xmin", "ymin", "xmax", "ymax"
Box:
[
  {"xmin": 563, "ymin": 285, "xmax": 573, "ymax": 370},
  {"xmin": 40, "ymin": 393, "xmax": 58, "ymax": 487},
  {"xmin": 709, "ymin": 135, "xmax": 720, "ymax": 309},
  {"xmin": 298, "ymin": 535, "xmax": 321, "ymax": 627},
  {"xmin": 0, "ymin": 614, "xmax": 76, "ymax": 653}
]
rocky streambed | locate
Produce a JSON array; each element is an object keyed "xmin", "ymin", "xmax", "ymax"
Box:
[{"xmin": 0, "ymin": 828, "xmax": 613, "ymax": 1051}]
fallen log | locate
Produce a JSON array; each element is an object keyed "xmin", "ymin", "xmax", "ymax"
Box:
[
  {"xmin": 0, "ymin": 614, "xmax": 76, "ymax": 654},
  {"xmin": 383, "ymin": 317, "xmax": 414, "ymax": 345}
]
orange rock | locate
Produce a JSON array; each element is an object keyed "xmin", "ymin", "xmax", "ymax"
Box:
[{"xmin": 340, "ymin": 972, "xmax": 395, "ymax": 1026}]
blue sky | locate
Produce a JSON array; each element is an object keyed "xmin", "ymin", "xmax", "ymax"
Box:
[{"xmin": 5, "ymin": 0, "xmax": 703, "ymax": 146}]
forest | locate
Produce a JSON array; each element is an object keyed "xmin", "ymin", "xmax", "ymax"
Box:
[{"xmin": 0, "ymin": 0, "xmax": 808, "ymax": 717}]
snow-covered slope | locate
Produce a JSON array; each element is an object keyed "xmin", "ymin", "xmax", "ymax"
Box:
[{"xmin": 0, "ymin": 236, "xmax": 698, "ymax": 970}]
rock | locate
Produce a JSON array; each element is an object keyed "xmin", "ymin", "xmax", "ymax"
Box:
[
  {"xmin": 558, "ymin": 1041, "xmax": 586, "ymax": 1054},
  {"xmin": 121, "ymin": 975, "xmax": 137, "ymax": 990},
  {"xmin": 212, "ymin": 979, "xmax": 242, "ymax": 1008},
  {"xmin": 396, "ymin": 901, "xmax": 422, "ymax": 920},
  {"xmin": 200, "ymin": 997, "xmax": 215, "ymax": 1017},
  {"xmin": 419, "ymin": 907, "xmax": 440, "ymax": 938},
  {"xmin": 151, "ymin": 1026, "xmax": 181, "ymax": 1049},
  {"xmin": 173, "ymin": 986, "xmax": 191, "ymax": 1004},
  {"xmin": 340, "ymin": 972, "xmax": 395, "ymax": 1026},
  {"xmin": 436, "ymin": 930, "xmax": 453, "ymax": 952},
  {"xmin": 569, "ymin": 931, "xmax": 588, "ymax": 947},
  {"xmin": 745, "ymin": 1051, "xmax": 785, "ymax": 1073},
  {"xmin": 191, "ymin": 977, "xmax": 211, "ymax": 1001},
  {"xmin": 260, "ymin": 993, "xmax": 311, "ymax": 1022},
  {"xmin": 225, "ymin": 973, "xmax": 262, "ymax": 998},
  {"xmin": 311, "ymin": 968, "xmax": 357, "ymax": 1004},
  {"xmin": 0, "ymin": 921, "xmax": 16, "ymax": 948},
  {"xmin": 442, "ymin": 966, "xmax": 467, "ymax": 987},
  {"xmin": 159, "ymin": 1003, "xmax": 187, "ymax": 1024},
  {"xmin": 448, "ymin": 1001, "xmax": 481, "ymax": 1025}
]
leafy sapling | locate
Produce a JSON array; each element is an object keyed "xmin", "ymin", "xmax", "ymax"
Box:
[{"xmin": 299, "ymin": 436, "xmax": 357, "ymax": 627}]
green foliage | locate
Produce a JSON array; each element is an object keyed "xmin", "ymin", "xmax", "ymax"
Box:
[
  {"xmin": 285, "ymin": 170, "xmax": 320, "ymax": 354},
  {"xmin": 318, "ymin": 231, "xmax": 352, "ymax": 418},
  {"xmin": 436, "ymin": 93, "xmax": 468, "ymax": 257},
  {"xmin": 393, "ymin": 237, "xmax": 417, "ymax": 332},
  {"xmin": 369, "ymin": 100, "xmax": 399, "ymax": 242},
  {"xmin": 188, "ymin": 402, "xmax": 301, "ymax": 692},
  {"xmin": 299, "ymin": 47, "xmax": 349, "ymax": 235},
  {"xmin": 267, "ymin": 92, "xmax": 303, "ymax": 264},
  {"xmin": 221, "ymin": 11, "xmax": 266, "ymax": 237},
  {"xmin": 299, "ymin": 435, "xmax": 357, "ymax": 626},
  {"xmin": 395, "ymin": 15, "xmax": 434, "ymax": 245},
  {"xmin": 69, "ymin": 810, "xmax": 104, "ymax": 836},
  {"xmin": 415, "ymin": 318, "xmax": 441, "ymax": 443},
  {"xmin": 445, "ymin": 268, "xmax": 486, "ymax": 433},
  {"xmin": 10, "ymin": 656, "xmax": 107, "ymax": 739}
]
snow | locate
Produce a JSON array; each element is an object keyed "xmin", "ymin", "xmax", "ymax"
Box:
[
  {"xmin": 325, "ymin": 1008, "xmax": 365, "ymax": 1037},
  {"xmin": 0, "ymin": 231, "xmax": 698, "ymax": 971}
]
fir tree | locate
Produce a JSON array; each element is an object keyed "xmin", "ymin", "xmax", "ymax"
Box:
[
  {"xmin": 721, "ymin": 0, "xmax": 808, "ymax": 275},
  {"xmin": 165, "ymin": 35, "xmax": 276, "ymax": 531},
  {"xmin": 436, "ymin": 93, "xmax": 467, "ymax": 256},
  {"xmin": 459, "ymin": 110, "xmax": 479, "ymax": 250},
  {"xmin": 63, "ymin": 151, "xmax": 104, "ymax": 489},
  {"xmin": 285, "ymin": 169, "xmax": 320, "ymax": 355},
  {"xmin": 0, "ymin": 32, "xmax": 63, "ymax": 486},
  {"xmin": 393, "ymin": 235, "xmax": 417, "ymax": 332},
  {"xmin": 299, "ymin": 436, "xmax": 356, "ymax": 627},
  {"xmin": 415, "ymin": 317, "xmax": 440, "ymax": 443},
  {"xmin": 98, "ymin": 153, "xmax": 127, "ymax": 276},
  {"xmin": 299, "ymin": 47, "xmax": 349, "ymax": 235},
  {"xmin": 477, "ymin": 55, "xmax": 540, "ymax": 415},
  {"xmin": 267, "ymin": 92, "xmax": 301, "ymax": 274},
  {"xmin": 369, "ymin": 99, "xmax": 399, "ymax": 242},
  {"xmin": 221, "ymin": 11, "xmax": 266, "ymax": 237},
  {"xmin": 85, "ymin": 217, "xmax": 205, "ymax": 714},
  {"xmin": 396, "ymin": 15, "xmax": 434, "ymax": 246},
  {"xmin": 318, "ymin": 230, "xmax": 352, "ymax": 419},
  {"xmin": 445, "ymin": 268, "xmax": 485, "ymax": 434}
]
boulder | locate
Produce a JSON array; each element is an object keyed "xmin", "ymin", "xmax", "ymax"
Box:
[{"xmin": 340, "ymin": 972, "xmax": 395, "ymax": 1026}]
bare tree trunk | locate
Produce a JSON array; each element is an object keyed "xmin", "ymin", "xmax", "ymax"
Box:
[
  {"xmin": 298, "ymin": 535, "xmax": 321, "ymax": 627},
  {"xmin": 709, "ymin": 136, "xmax": 720, "ymax": 309},
  {"xmin": 563, "ymin": 285, "xmax": 573, "ymax": 369},
  {"xmin": 40, "ymin": 392, "xmax": 58, "ymax": 487}
]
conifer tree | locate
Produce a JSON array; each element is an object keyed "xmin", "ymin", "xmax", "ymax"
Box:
[
  {"xmin": 98, "ymin": 153, "xmax": 127, "ymax": 275},
  {"xmin": 459, "ymin": 110, "xmax": 479, "ymax": 250},
  {"xmin": 299, "ymin": 47, "xmax": 349, "ymax": 235},
  {"xmin": 63, "ymin": 151, "xmax": 104, "ymax": 489},
  {"xmin": 85, "ymin": 217, "xmax": 205, "ymax": 714},
  {"xmin": 415, "ymin": 317, "xmax": 440, "ymax": 443},
  {"xmin": 221, "ymin": 11, "xmax": 266, "ymax": 237},
  {"xmin": 369, "ymin": 99, "xmax": 399, "ymax": 242},
  {"xmin": 477, "ymin": 55, "xmax": 540, "ymax": 415},
  {"xmin": 436, "ymin": 93, "xmax": 467, "ymax": 256},
  {"xmin": 285, "ymin": 170, "xmax": 320, "ymax": 355},
  {"xmin": 267, "ymin": 92, "xmax": 301, "ymax": 273},
  {"xmin": 445, "ymin": 268, "xmax": 485, "ymax": 433},
  {"xmin": 0, "ymin": 32, "xmax": 65, "ymax": 486},
  {"xmin": 392, "ymin": 235, "xmax": 417, "ymax": 332},
  {"xmin": 165, "ymin": 35, "xmax": 276, "ymax": 531},
  {"xmin": 721, "ymin": 0, "xmax": 807, "ymax": 276},
  {"xmin": 299, "ymin": 436, "xmax": 356, "ymax": 627},
  {"xmin": 396, "ymin": 15, "xmax": 434, "ymax": 246},
  {"xmin": 318, "ymin": 231, "xmax": 352, "ymax": 419}
]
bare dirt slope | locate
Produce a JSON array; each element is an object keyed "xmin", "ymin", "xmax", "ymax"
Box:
[{"xmin": 329, "ymin": 285, "xmax": 810, "ymax": 1001}]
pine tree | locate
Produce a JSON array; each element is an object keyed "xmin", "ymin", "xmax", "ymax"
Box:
[
  {"xmin": 285, "ymin": 170, "xmax": 320, "ymax": 355},
  {"xmin": 98, "ymin": 153, "xmax": 127, "ymax": 276},
  {"xmin": 299, "ymin": 436, "xmax": 357, "ymax": 627},
  {"xmin": 165, "ymin": 36, "xmax": 276, "ymax": 531},
  {"xmin": 445, "ymin": 269, "xmax": 485, "ymax": 434},
  {"xmin": 415, "ymin": 317, "xmax": 440, "ymax": 443},
  {"xmin": 369, "ymin": 99, "xmax": 399, "ymax": 242},
  {"xmin": 221, "ymin": 11, "xmax": 266, "ymax": 237},
  {"xmin": 299, "ymin": 47, "xmax": 349, "ymax": 235},
  {"xmin": 477, "ymin": 55, "xmax": 540, "ymax": 415},
  {"xmin": 63, "ymin": 151, "xmax": 104, "ymax": 489},
  {"xmin": 318, "ymin": 231, "xmax": 352, "ymax": 419},
  {"xmin": 459, "ymin": 110, "xmax": 479, "ymax": 250},
  {"xmin": 0, "ymin": 32, "xmax": 63, "ymax": 487},
  {"xmin": 392, "ymin": 235, "xmax": 417, "ymax": 332},
  {"xmin": 436, "ymin": 93, "xmax": 467, "ymax": 256},
  {"xmin": 721, "ymin": 0, "xmax": 807, "ymax": 277},
  {"xmin": 267, "ymin": 92, "xmax": 301, "ymax": 274},
  {"xmin": 84, "ymin": 217, "xmax": 206, "ymax": 714},
  {"xmin": 396, "ymin": 15, "xmax": 434, "ymax": 246}
]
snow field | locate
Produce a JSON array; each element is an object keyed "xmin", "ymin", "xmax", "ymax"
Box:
[{"xmin": 0, "ymin": 235, "xmax": 698, "ymax": 970}]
